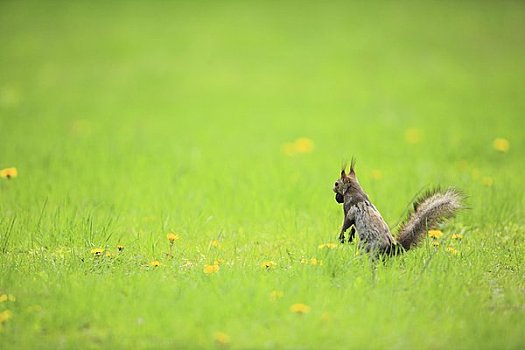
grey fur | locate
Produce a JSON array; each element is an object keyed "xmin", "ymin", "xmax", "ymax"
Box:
[
  {"xmin": 397, "ymin": 188, "xmax": 464, "ymax": 250},
  {"xmin": 333, "ymin": 165, "xmax": 464, "ymax": 255}
]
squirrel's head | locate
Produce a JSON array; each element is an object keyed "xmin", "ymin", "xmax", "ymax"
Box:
[{"xmin": 333, "ymin": 160, "xmax": 358, "ymax": 203}]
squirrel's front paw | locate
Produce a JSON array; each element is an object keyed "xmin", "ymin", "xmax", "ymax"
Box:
[
  {"xmin": 339, "ymin": 233, "xmax": 345, "ymax": 244},
  {"xmin": 348, "ymin": 227, "xmax": 356, "ymax": 243}
]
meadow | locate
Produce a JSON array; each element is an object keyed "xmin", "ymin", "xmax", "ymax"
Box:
[{"xmin": 1, "ymin": 1, "xmax": 524, "ymax": 349}]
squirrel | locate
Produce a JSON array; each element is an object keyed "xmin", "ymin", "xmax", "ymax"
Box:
[{"xmin": 333, "ymin": 160, "xmax": 464, "ymax": 255}]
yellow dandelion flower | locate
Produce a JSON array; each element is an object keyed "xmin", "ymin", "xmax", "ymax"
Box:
[
  {"xmin": 282, "ymin": 137, "xmax": 315, "ymax": 156},
  {"xmin": 370, "ymin": 169, "xmax": 383, "ymax": 180},
  {"xmin": 428, "ymin": 230, "xmax": 443, "ymax": 239},
  {"xmin": 117, "ymin": 245, "xmax": 125, "ymax": 252},
  {"xmin": 261, "ymin": 260, "xmax": 276, "ymax": 269},
  {"xmin": 0, "ymin": 167, "xmax": 17, "ymax": 179},
  {"xmin": 446, "ymin": 247, "xmax": 459, "ymax": 255},
  {"xmin": 493, "ymin": 138, "xmax": 510, "ymax": 152},
  {"xmin": 318, "ymin": 243, "xmax": 337, "ymax": 250},
  {"xmin": 210, "ymin": 239, "xmax": 221, "ymax": 248},
  {"xmin": 166, "ymin": 233, "xmax": 180, "ymax": 242},
  {"xmin": 0, "ymin": 294, "xmax": 14, "ymax": 304},
  {"xmin": 213, "ymin": 331, "xmax": 231, "ymax": 346},
  {"xmin": 290, "ymin": 303, "xmax": 311, "ymax": 314},
  {"xmin": 294, "ymin": 137, "xmax": 314, "ymax": 154},
  {"xmin": 105, "ymin": 251, "xmax": 112, "ymax": 258},
  {"xmin": 150, "ymin": 260, "xmax": 161, "ymax": 267},
  {"xmin": 204, "ymin": 264, "xmax": 220, "ymax": 274},
  {"xmin": 90, "ymin": 248, "xmax": 104, "ymax": 256},
  {"xmin": 451, "ymin": 233, "xmax": 463, "ymax": 240},
  {"xmin": 404, "ymin": 128, "xmax": 422, "ymax": 144},
  {"xmin": 0, "ymin": 310, "xmax": 13, "ymax": 324},
  {"xmin": 270, "ymin": 290, "xmax": 284, "ymax": 300},
  {"xmin": 310, "ymin": 257, "xmax": 319, "ymax": 266},
  {"xmin": 481, "ymin": 177, "xmax": 494, "ymax": 187}
]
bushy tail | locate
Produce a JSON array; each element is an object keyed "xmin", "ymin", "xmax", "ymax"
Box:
[{"xmin": 396, "ymin": 188, "xmax": 464, "ymax": 251}]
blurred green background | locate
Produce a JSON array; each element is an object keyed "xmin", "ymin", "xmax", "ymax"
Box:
[
  {"xmin": 0, "ymin": 1, "xmax": 524, "ymax": 349},
  {"xmin": 1, "ymin": 0, "xmax": 523, "ymax": 224}
]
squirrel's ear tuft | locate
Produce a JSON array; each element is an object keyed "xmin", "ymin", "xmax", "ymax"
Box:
[
  {"xmin": 341, "ymin": 162, "xmax": 347, "ymax": 178},
  {"xmin": 349, "ymin": 158, "xmax": 357, "ymax": 176}
]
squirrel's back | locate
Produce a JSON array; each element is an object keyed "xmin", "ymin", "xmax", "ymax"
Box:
[{"xmin": 351, "ymin": 201, "xmax": 396, "ymax": 253}]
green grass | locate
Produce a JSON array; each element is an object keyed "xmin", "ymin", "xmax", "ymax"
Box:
[{"xmin": 1, "ymin": 1, "xmax": 524, "ymax": 349}]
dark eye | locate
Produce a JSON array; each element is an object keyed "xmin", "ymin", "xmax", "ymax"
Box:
[{"xmin": 334, "ymin": 182, "xmax": 338, "ymax": 187}]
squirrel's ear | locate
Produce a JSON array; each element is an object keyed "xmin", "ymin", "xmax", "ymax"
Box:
[
  {"xmin": 341, "ymin": 169, "xmax": 346, "ymax": 178},
  {"xmin": 349, "ymin": 158, "xmax": 356, "ymax": 176}
]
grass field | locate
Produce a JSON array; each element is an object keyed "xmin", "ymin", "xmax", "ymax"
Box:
[{"xmin": 1, "ymin": 1, "xmax": 524, "ymax": 349}]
